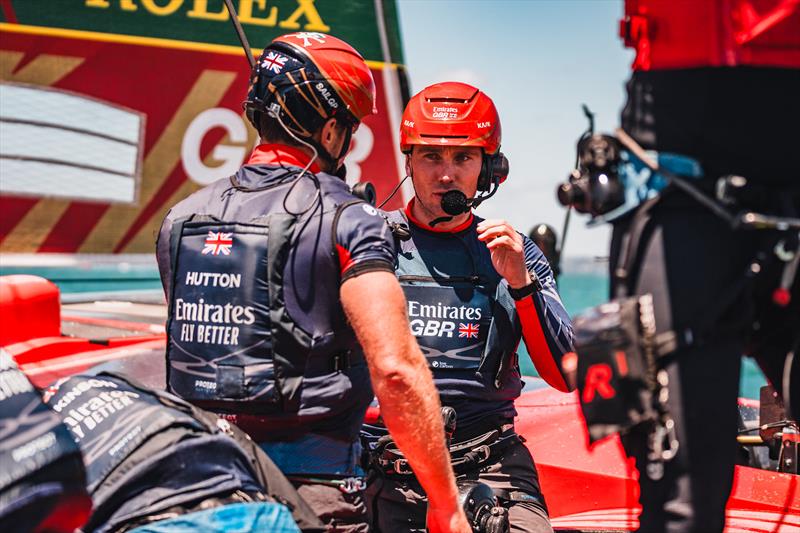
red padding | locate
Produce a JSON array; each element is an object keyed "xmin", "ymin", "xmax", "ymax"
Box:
[
  {"xmin": 6, "ymin": 334, "xmax": 165, "ymax": 366},
  {"xmin": 0, "ymin": 275, "xmax": 60, "ymax": 346},
  {"xmin": 34, "ymin": 491, "xmax": 92, "ymax": 533},
  {"xmin": 516, "ymin": 296, "xmax": 570, "ymax": 393},
  {"xmin": 336, "ymin": 243, "xmax": 354, "ymax": 275}
]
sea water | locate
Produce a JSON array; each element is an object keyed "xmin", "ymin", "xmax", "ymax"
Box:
[
  {"xmin": 0, "ymin": 256, "xmax": 766, "ymax": 399},
  {"xmin": 520, "ymin": 268, "xmax": 766, "ymax": 400}
]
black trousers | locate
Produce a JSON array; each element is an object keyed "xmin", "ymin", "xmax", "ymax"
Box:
[
  {"xmin": 292, "ymin": 481, "xmax": 369, "ymax": 533},
  {"xmin": 614, "ymin": 67, "xmax": 800, "ymax": 532},
  {"xmin": 365, "ymin": 439, "xmax": 552, "ymax": 533}
]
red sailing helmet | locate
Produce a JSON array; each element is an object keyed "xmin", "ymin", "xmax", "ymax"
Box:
[
  {"xmin": 245, "ymin": 32, "xmax": 376, "ymax": 138},
  {"xmin": 399, "ymin": 82, "xmax": 502, "ymax": 155}
]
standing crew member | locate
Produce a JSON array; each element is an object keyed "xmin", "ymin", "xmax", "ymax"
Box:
[
  {"xmin": 156, "ymin": 33, "xmax": 469, "ymax": 533},
  {"xmin": 364, "ymin": 82, "xmax": 575, "ymax": 533},
  {"xmin": 611, "ymin": 1, "xmax": 800, "ymax": 530}
]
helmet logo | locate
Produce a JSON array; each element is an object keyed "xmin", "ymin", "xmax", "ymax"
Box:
[
  {"xmin": 477, "ymin": 121, "xmax": 491, "ymax": 128},
  {"xmin": 432, "ymin": 106, "xmax": 458, "ymax": 119},
  {"xmin": 315, "ymin": 82, "xmax": 339, "ymax": 108},
  {"xmin": 292, "ymin": 32, "xmax": 326, "ymax": 47},
  {"xmin": 261, "ymin": 51, "xmax": 288, "ymax": 74},
  {"xmin": 403, "ymin": 120, "xmax": 414, "ymax": 127}
]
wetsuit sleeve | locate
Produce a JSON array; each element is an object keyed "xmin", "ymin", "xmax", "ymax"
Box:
[
  {"xmin": 515, "ymin": 234, "xmax": 575, "ymax": 392},
  {"xmin": 334, "ymin": 202, "xmax": 397, "ymax": 283}
]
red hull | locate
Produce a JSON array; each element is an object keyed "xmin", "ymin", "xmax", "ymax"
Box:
[{"xmin": 3, "ymin": 276, "xmax": 798, "ymax": 531}]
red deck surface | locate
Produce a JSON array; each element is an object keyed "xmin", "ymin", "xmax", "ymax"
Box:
[{"xmin": 519, "ymin": 386, "xmax": 800, "ymax": 531}]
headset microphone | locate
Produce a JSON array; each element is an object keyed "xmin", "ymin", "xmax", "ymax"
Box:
[
  {"xmin": 429, "ymin": 191, "xmax": 468, "ymax": 226},
  {"xmin": 429, "ymin": 186, "xmax": 498, "ymax": 226},
  {"xmin": 442, "ymin": 190, "xmax": 470, "ymax": 215}
]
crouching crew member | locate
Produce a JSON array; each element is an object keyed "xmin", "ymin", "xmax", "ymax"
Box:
[
  {"xmin": 363, "ymin": 82, "xmax": 575, "ymax": 533},
  {"xmin": 156, "ymin": 33, "xmax": 469, "ymax": 532},
  {"xmin": 43, "ymin": 371, "xmax": 321, "ymax": 532},
  {"xmin": 0, "ymin": 348, "xmax": 91, "ymax": 533}
]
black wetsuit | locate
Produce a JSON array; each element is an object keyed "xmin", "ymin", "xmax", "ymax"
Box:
[{"xmin": 614, "ymin": 67, "xmax": 800, "ymax": 532}]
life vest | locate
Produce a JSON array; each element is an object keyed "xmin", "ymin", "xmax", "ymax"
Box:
[
  {"xmin": 0, "ymin": 349, "xmax": 91, "ymax": 533},
  {"xmin": 44, "ymin": 372, "xmax": 269, "ymax": 533},
  {"xmin": 621, "ymin": 0, "xmax": 800, "ymax": 70},
  {"xmin": 164, "ymin": 173, "xmax": 366, "ymax": 418},
  {"xmin": 166, "ymin": 210, "xmax": 300, "ymax": 414},
  {"xmin": 385, "ymin": 211, "xmax": 523, "ymax": 424},
  {"xmin": 158, "ymin": 165, "xmax": 379, "ymax": 442}
]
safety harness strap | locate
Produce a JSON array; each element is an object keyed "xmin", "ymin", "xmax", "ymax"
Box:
[{"xmin": 375, "ymin": 429, "xmax": 520, "ymax": 476}]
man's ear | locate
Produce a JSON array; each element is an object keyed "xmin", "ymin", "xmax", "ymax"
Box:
[
  {"xmin": 319, "ymin": 117, "xmax": 342, "ymax": 154},
  {"xmin": 404, "ymin": 152, "xmax": 413, "ymax": 178}
]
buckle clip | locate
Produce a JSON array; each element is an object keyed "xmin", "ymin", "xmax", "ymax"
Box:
[
  {"xmin": 647, "ymin": 416, "xmax": 679, "ymax": 480},
  {"xmin": 339, "ymin": 477, "xmax": 366, "ymax": 494},
  {"xmin": 333, "ymin": 351, "xmax": 350, "ymax": 372},
  {"xmin": 393, "ymin": 459, "xmax": 413, "ymax": 475}
]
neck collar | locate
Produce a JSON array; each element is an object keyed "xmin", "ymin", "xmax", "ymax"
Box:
[
  {"xmin": 247, "ymin": 143, "xmax": 322, "ymax": 174},
  {"xmin": 404, "ymin": 199, "xmax": 474, "ymax": 233}
]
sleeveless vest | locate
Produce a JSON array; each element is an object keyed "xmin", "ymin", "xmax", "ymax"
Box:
[
  {"xmin": 0, "ymin": 349, "xmax": 90, "ymax": 532},
  {"xmin": 166, "ymin": 211, "xmax": 301, "ymax": 413},
  {"xmin": 45, "ymin": 372, "xmax": 266, "ymax": 533},
  {"xmin": 159, "ymin": 166, "xmax": 376, "ymax": 442},
  {"xmin": 386, "ymin": 211, "xmax": 523, "ymax": 421},
  {"xmin": 164, "ymin": 170, "xmax": 365, "ymax": 419}
]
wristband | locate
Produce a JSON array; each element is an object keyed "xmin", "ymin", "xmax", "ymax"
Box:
[{"xmin": 508, "ymin": 271, "xmax": 542, "ymax": 300}]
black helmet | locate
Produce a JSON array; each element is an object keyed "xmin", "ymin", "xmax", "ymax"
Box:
[
  {"xmin": 529, "ymin": 223, "xmax": 560, "ymax": 276},
  {"xmin": 245, "ymin": 32, "xmax": 376, "ymax": 140}
]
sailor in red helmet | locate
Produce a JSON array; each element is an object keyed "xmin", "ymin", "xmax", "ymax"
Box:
[
  {"xmin": 609, "ymin": 1, "xmax": 800, "ymax": 531},
  {"xmin": 156, "ymin": 34, "xmax": 469, "ymax": 533},
  {"xmin": 362, "ymin": 82, "xmax": 575, "ymax": 532}
]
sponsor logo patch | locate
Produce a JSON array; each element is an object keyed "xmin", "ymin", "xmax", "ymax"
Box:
[
  {"xmin": 458, "ymin": 323, "xmax": 480, "ymax": 339},
  {"xmin": 292, "ymin": 32, "xmax": 326, "ymax": 47},
  {"xmin": 202, "ymin": 231, "xmax": 233, "ymax": 256},
  {"xmin": 261, "ymin": 51, "xmax": 288, "ymax": 74}
]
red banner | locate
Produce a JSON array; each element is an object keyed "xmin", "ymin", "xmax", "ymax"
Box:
[{"xmin": 0, "ymin": 24, "xmax": 405, "ymax": 253}]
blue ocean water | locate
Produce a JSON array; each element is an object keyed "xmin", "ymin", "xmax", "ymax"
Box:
[
  {"xmin": 0, "ymin": 260, "xmax": 765, "ymax": 398},
  {"xmin": 517, "ymin": 270, "xmax": 766, "ymax": 400}
]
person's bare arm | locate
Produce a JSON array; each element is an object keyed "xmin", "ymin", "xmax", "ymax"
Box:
[{"xmin": 341, "ymin": 271, "xmax": 469, "ymax": 532}]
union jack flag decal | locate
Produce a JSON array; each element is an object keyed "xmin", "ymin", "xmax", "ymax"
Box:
[
  {"xmin": 42, "ymin": 378, "xmax": 67, "ymax": 402},
  {"xmin": 202, "ymin": 231, "xmax": 233, "ymax": 256},
  {"xmin": 261, "ymin": 51, "xmax": 288, "ymax": 74},
  {"xmin": 458, "ymin": 323, "xmax": 479, "ymax": 339}
]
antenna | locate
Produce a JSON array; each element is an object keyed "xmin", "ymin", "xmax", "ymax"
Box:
[{"xmin": 223, "ymin": 0, "xmax": 256, "ymax": 69}]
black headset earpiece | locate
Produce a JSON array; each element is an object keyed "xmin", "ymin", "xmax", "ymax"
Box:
[
  {"xmin": 477, "ymin": 155, "xmax": 492, "ymax": 191},
  {"xmin": 477, "ymin": 151, "xmax": 509, "ymax": 191}
]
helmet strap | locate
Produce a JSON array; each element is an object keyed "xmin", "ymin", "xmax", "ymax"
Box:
[
  {"xmin": 469, "ymin": 175, "xmax": 500, "ymax": 209},
  {"xmin": 266, "ymin": 104, "xmax": 321, "ymax": 176},
  {"xmin": 265, "ymin": 104, "xmax": 351, "ymax": 176},
  {"xmin": 297, "ymin": 116, "xmax": 355, "ymax": 175}
]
